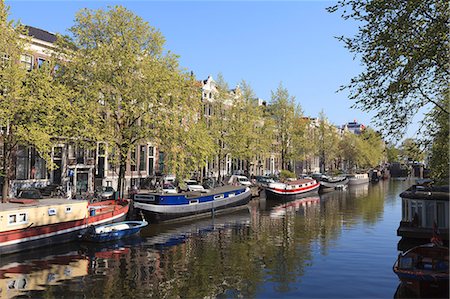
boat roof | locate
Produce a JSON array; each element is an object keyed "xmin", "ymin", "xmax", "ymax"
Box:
[
  {"xmin": 136, "ymin": 185, "xmax": 246, "ymax": 197},
  {"xmin": 0, "ymin": 198, "xmax": 87, "ymax": 212},
  {"xmin": 285, "ymin": 179, "xmax": 315, "ymax": 185},
  {"xmin": 400, "ymin": 185, "xmax": 449, "ymax": 201}
]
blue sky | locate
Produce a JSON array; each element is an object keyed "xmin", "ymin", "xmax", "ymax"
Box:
[{"xmin": 6, "ymin": 1, "xmax": 420, "ymax": 138}]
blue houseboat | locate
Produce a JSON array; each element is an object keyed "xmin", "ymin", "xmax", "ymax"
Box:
[{"xmin": 133, "ymin": 186, "xmax": 252, "ymax": 223}]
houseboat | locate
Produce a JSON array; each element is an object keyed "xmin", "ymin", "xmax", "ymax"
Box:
[
  {"xmin": 133, "ymin": 185, "xmax": 251, "ymax": 223},
  {"xmin": 317, "ymin": 175, "xmax": 348, "ymax": 191},
  {"xmin": 347, "ymin": 173, "xmax": 370, "ymax": 185},
  {"xmin": 264, "ymin": 178, "xmax": 320, "ymax": 199},
  {"xmin": 397, "ymin": 185, "xmax": 449, "ymax": 246},
  {"xmin": 0, "ymin": 198, "xmax": 129, "ymax": 255}
]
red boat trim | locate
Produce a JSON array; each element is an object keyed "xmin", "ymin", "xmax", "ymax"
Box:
[{"xmin": 268, "ymin": 183, "xmax": 320, "ymax": 194}]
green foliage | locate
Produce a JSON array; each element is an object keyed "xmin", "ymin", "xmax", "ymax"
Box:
[
  {"xmin": 328, "ymin": 0, "xmax": 449, "ymax": 137},
  {"xmin": 279, "ymin": 169, "xmax": 296, "ymax": 180},
  {"xmin": 385, "ymin": 143, "xmax": 400, "ymax": 163},
  {"xmin": 58, "ymin": 5, "xmax": 196, "ymax": 194},
  {"xmin": 400, "ymin": 138, "xmax": 425, "ymax": 163},
  {"xmin": 269, "ymin": 83, "xmax": 302, "ymax": 170},
  {"xmin": 426, "ymin": 94, "xmax": 449, "ymax": 182},
  {"xmin": 315, "ymin": 111, "xmax": 340, "ymax": 172},
  {"xmin": 0, "ymin": 3, "xmax": 72, "ymax": 199}
]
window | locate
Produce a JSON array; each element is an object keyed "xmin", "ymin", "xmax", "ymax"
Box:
[
  {"xmin": 8, "ymin": 214, "xmax": 17, "ymax": 224},
  {"xmin": 139, "ymin": 145, "xmax": 146, "ymax": 171},
  {"xmin": 0, "ymin": 52, "xmax": 10, "ymax": 67},
  {"xmin": 65, "ymin": 207, "xmax": 72, "ymax": 213},
  {"xmin": 18, "ymin": 213, "xmax": 27, "ymax": 222},
  {"xmin": 48, "ymin": 208, "xmax": 56, "ymax": 216},
  {"xmin": 37, "ymin": 58, "xmax": 46, "ymax": 68},
  {"xmin": 214, "ymin": 194, "xmax": 224, "ymax": 200},
  {"xmin": 16, "ymin": 146, "xmax": 29, "ymax": 180},
  {"xmin": 20, "ymin": 54, "xmax": 33, "ymax": 71},
  {"xmin": 8, "ymin": 213, "xmax": 28, "ymax": 225},
  {"xmin": 148, "ymin": 146, "xmax": 154, "ymax": 175},
  {"xmin": 131, "ymin": 148, "xmax": 137, "ymax": 171}
]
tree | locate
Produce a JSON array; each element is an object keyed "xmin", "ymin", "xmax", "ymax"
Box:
[
  {"xmin": 59, "ymin": 6, "xmax": 193, "ymax": 197},
  {"xmin": 400, "ymin": 138, "xmax": 425, "ymax": 163},
  {"xmin": 315, "ymin": 111, "xmax": 340, "ymax": 173},
  {"xmin": 426, "ymin": 94, "xmax": 449, "ymax": 181},
  {"xmin": 0, "ymin": 2, "xmax": 73, "ymax": 200},
  {"xmin": 227, "ymin": 80, "xmax": 273, "ymax": 175},
  {"xmin": 358, "ymin": 128, "xmax": 385, "ymax": 168},
  {"xmin": 385, "ymin": 142, "xmax": 400, "ymax": 163},
  {"xmin": 269, "ymin": 83, "xmax": 301, "ymax": 171},
  {"xmin": 327, "ymin": 1, "xmax": 449, "ymax": 137}
]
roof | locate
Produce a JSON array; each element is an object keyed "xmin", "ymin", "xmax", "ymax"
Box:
[{"xmin": 25, "ymin": 25, "xmax": 57, "ymax": 43}]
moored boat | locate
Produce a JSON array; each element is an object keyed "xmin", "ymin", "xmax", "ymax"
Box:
[
  {"xmin": 265, "ymin": 178, "xmax": 320, "ymax": 199},
  {"xmin": 397, "ymin": 184, "xmax": 449, "ymax": 246},
  {"xmin": 347, "ymin": 173, "xmax": 370, "ymax": 185},
  {"xmin": 0, "ymin": 198, "xmax": 129, "ymax": 255},
  {"xmin": 318, "ymin": 175, "xmax": 348, "ymax": 191},
  {"xmin": 393, "ymin": 243, "xmax": 449, "ymax": 295},
  {"xmin": 133, "ymin": 185, "xmax": 251, "ymax": 223},
  {"xmin": 79, "ymin": 220, "xmax": 148, "ymax": 242}
]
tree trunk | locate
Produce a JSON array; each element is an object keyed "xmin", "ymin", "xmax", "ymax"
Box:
[{"xmin": 118, "ymin": 157, "xmax": 126, "ymax": 200}]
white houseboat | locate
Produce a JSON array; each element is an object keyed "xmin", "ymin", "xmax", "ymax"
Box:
[{"xmin": 397, "ymin": 185, "xmax": 449, "ymax": 245}]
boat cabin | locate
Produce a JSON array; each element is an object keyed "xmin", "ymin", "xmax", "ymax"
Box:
[{"xmin": 397, "ymin": 185, "xmax": 449, "ymax": 244}]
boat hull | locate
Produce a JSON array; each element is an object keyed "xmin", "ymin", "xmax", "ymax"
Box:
[
  {"xmin": 0, "ymin": 200, "xmax": 129, "ymax": 255},
  {"xmin": 265, "ymin": 182, "xmax": 320, "ymax": 200},
  {"xmin": 80, "ymin": 221, "xmax": 147, "ymax": 242},
  {"xmin": 319, "ymin": 178, "xmax": 349, "ymax": 190},
  {"xmin": 134, "ymin": 188, "xmax": 252, "ymax": 223}
]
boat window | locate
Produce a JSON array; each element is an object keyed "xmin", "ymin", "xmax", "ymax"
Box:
[
  {"xmin": 8, "ymin": 214, "xmax": 17, "ymax": 224},
  {"xmin": 65, "ymin": 207, "xmax": 72, "ymax": 213},
  {"xmin": 228, "ymin": 193, "xmax": 235, "ymax": 197},
  {"xmin": 437, "ymin": 202, "xmax": 447, "ymax": 228},
  {"xmin": 189, "ymin": 199, "xmax": 199, "ymax": 205},
  {"xmin": 8, "ymin": 213, "xmax": 28, "ymax": 225},
  {"xmin": 425, "ymin": 201, "xmax": 435, "ymax": 228},
  {"xmin": 214, "ymin": 194, "xmax": 224, "ymax": 200},
  {"xmin": 399, "ymin": 257, "xmax": 413, "ymax": 269},
  {"xmin": 135, "ymin": 194, "xmax": 155, "ymax": 202},
  {"xmin": 19, "ymin": 213, "xmax": 27, "ymax": 222},
  {"xmin": 48, "ymin": 208, "xmax": 57, "ymax": 216}
]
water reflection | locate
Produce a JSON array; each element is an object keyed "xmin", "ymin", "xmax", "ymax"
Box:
[{"xmin": 0, "ymin": 244, "xmax": 87, "ymax": 298}]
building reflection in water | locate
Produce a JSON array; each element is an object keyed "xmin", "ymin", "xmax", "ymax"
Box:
[{"xmin": 0, "ymin": 249, "xmax": 87, "ymax": 298}]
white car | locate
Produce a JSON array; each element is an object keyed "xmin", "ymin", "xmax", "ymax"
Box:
[
  {"xmin": 184, "ymin": 180, "xmax": 205, "ymax": 192},
  {"xmin": 162, "ymin": 183, "xmax": 178, "ymax": 194},
  {"xmin": 228, "ymin": 175, "xmax": 252, "ymax": 186}
]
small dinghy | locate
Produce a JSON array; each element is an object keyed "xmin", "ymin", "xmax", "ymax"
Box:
[{"xmin": 80, "ymin": 220, "xmax": 148, "ymax": 242}]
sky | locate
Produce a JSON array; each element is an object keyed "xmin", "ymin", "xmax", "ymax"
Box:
[{"xmin": 6, "ymin": 0, "xmax": 419, "ymax": 138}]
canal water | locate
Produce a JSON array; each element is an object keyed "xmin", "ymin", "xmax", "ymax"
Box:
[{"xmin": 1, "ymin": 179, "xmax": 424, "ymax": 298}]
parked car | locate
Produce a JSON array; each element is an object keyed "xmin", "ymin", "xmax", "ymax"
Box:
[
  {"xmin": 162, "ymin": 183, "xmax": 178, "ymax": 194},
  {"xmin": 184, "ymin": 180, "xmax": 205, "ymax": 192},
  {"xmin": 228, "ymin": 175, "xmax": 252, "ymax": 186},
  {"xmin": 17, "ymin": 188, "xmax": 43, "ymax": 199}
]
